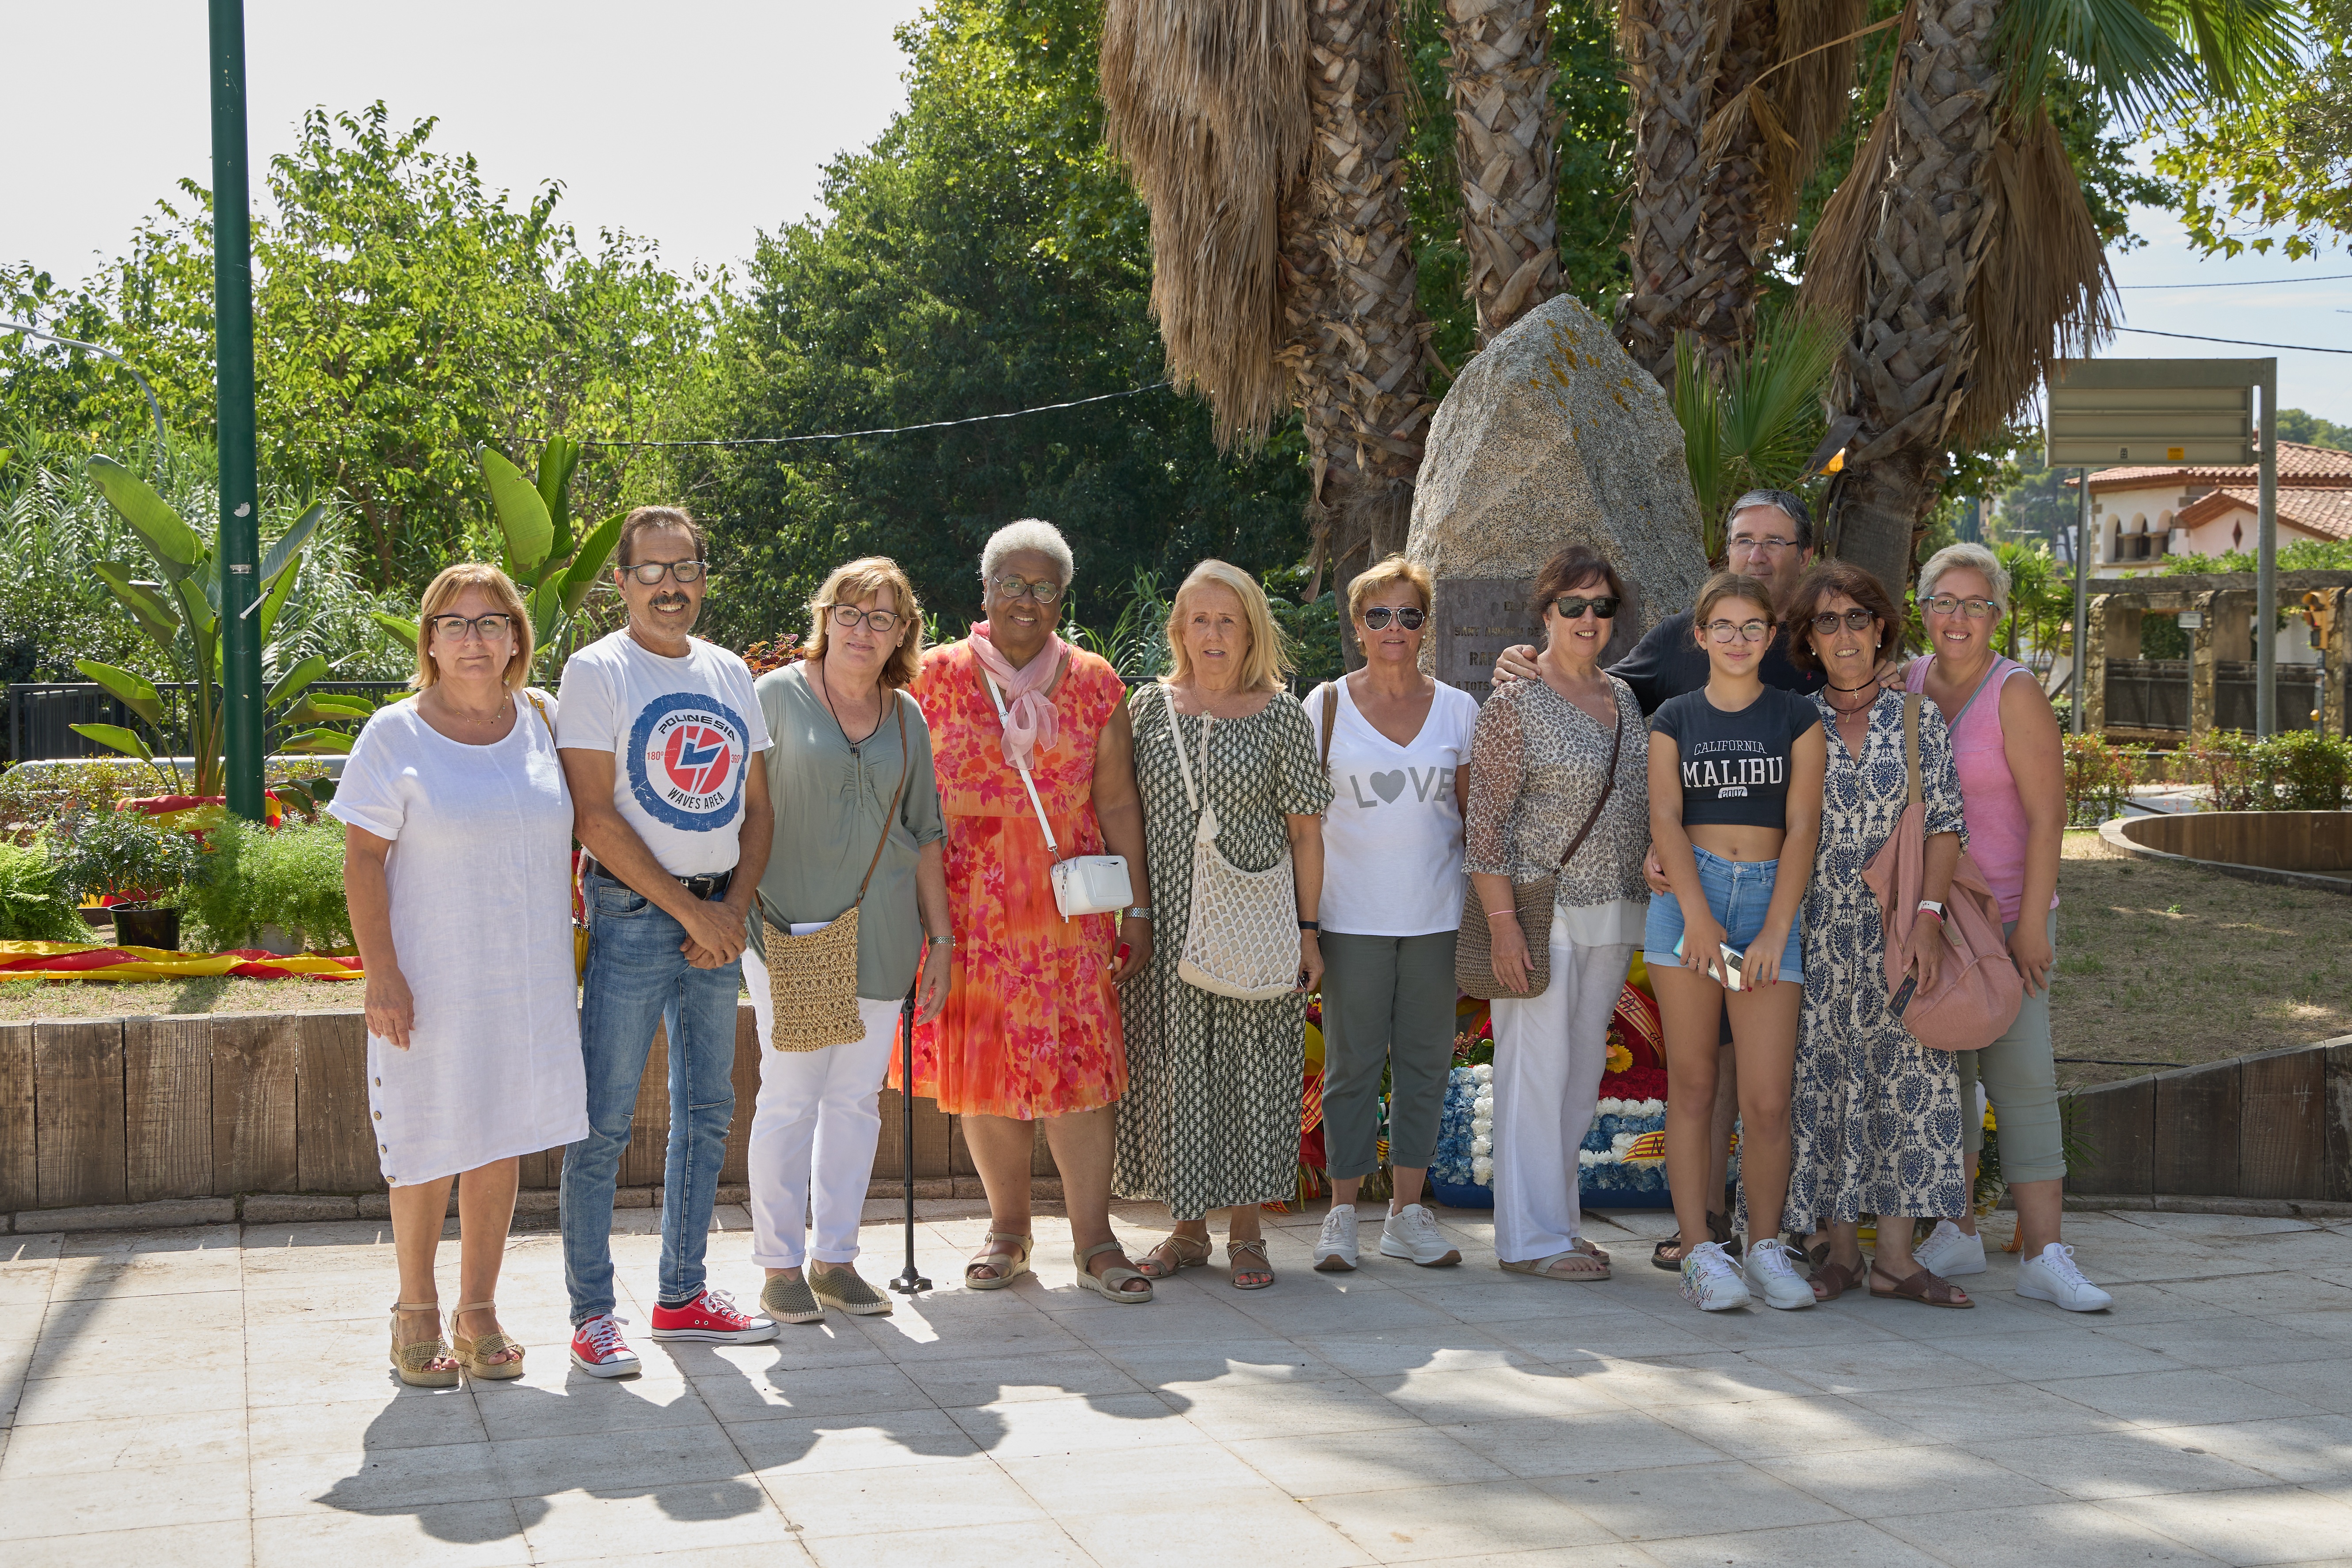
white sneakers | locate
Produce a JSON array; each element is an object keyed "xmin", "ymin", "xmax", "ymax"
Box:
[
  {"xmin": 1914, "ymin": 1219, "xmax": 1988, "ymax": 1278},
  {"xmin": 1679, "ymin": 1240, "xmax": 1753, "ymax": 1310},
  {"xmin": 1743, "ymin": 1237, "xmax": 1815, "ymax": 1309},
  {"xmin": 1380, "ymin": 1205, "xmax": 1463, "ymax": 1267},
  {"xmin": 2017, "ymin": 1242, "xmax": 2113, "ymax": 1312},
  {"xmin": 1314, "ymin": 1206, "xmax": 1359, "ymax": 1271}
]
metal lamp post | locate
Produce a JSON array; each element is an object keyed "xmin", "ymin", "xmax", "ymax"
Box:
[{"xmin": 210, "ymin": 0, "xmax": 265, "ymax": 819}]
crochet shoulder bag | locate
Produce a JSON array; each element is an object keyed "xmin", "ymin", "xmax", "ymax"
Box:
[{"xmin": 1162, "ymin": 684, "xmax": 1301, "ymax": 1001}]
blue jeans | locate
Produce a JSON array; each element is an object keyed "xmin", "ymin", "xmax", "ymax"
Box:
[
  {"xmin": 561, "ymin": 870, "xmax": 743, "ymax": 1325},
  {"xmin": 1643, "ymin": 845, "xmax": 1804, "ymax": 985}
]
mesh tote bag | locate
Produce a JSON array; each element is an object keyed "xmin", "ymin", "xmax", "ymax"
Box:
[
  {"xmin": 1161, "ymin": 685, "xmax": 1301, "ymax": 1001},
  {"xmin": 762, "ymin": 702, "xmax": 910, "ymax": 1051}
]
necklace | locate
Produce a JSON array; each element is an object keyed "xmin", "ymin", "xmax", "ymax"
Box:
[
  {"xmin": 1823, "ymin": 673, "xmax": 1880, "ymax": 713},
  {"xmin": 816, "ymin": 661, "xmax": 883, "ymax": 748}
]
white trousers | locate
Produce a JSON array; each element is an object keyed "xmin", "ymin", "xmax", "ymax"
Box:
[
  {"xmin": 742, "ymin": 955, "xmax": 899, "ymax": 1269},
  {"xmin": 1488, "ymin": 929, "xmax": 1632, "ymax": 1264}
]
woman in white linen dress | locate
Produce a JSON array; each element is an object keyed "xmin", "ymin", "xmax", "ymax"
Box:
[{"xmin": 333, "ymin": 563, "xmax": 588, "ymax": 1385}]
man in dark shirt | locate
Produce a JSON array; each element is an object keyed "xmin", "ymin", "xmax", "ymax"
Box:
[{"xmin": 1491, "ymin": 489, "xmax": 1819, "ymax": 1267}]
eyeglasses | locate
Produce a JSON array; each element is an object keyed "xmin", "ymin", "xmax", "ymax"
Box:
[
  {"xmin": 990, "ymin": 574, "xmax": 1065, "ymax": 605},
  {"xmin": 1360, "ymin": 606, "xmax": 1426, "ymax": 630},
  {"xmin": 827, "ymin": 604, "xmax": 904, "ymax": 634},
  {"xmin": 1552, "ymin": 595, "xmax": 1621, "ymax": 621},
  {"xmin": 1704, "ymin": 618, "xmax": 1772, "ymax": 644},
  {"xmin": 620, "ymin": 559, "xmax": 708, "ymax": 586},
  {"xmin": 1924, "ymin": 594, "xmax": 1999, "ymax": 619},
  {"xmin": 1809, "ymin": 608, "xmax": 1879, "ymax": 635},
  {"xmin": 427, "ymin": 613, "xmax": 514, "ymax": 643},
  {"xmin": 1728, "ymin": 536, "xmax": 1800, "ymax": 554}
]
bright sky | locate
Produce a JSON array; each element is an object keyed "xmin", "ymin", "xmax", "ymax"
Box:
[{"xmin": 0, "ymin": 1, "xmax": 2343, "ymax": 419}]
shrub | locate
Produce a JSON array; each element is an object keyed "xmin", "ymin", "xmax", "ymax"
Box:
[
  {"xmin": 182, "ymin": 815, "xmax": 352, "ymax": 951},
  {"xmin": 0, "ymin": 839, "xmax": 92, "ymax": 941},
  {"xmin": 0, "ymin": 758, "xmax": 337, "ymax": 843},
  {"xmin": 2063, "ymin": 734, "xmax": 2146, "ymax": 826},
  {"xmin": 45, "ymin": 807, "xmax": 211, "ymax": 908},
  {"xmin": 2180, "ymin": 728, "xmax": 2352, "ymax": 810}
]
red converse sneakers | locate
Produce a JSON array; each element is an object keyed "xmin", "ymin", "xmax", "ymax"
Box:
[
  {"xmin": 569, "ymin": 1313, "xmax": 642, "ymax": 1378},
  {"xmin": 648, "ymin": 1286, "xmax": 778, "ymax": 1343}
]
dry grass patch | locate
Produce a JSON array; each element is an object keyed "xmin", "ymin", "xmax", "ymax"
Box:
[
  {"xmin": 2052, "ymin": 828, "xmax": 2352, "ymax": 1090},
  {"xmin": 0, "ymin": 974, "xmax": 351, "ymax": 1020}
]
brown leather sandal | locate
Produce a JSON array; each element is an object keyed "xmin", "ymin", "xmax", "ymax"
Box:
[
  {"xmin": 1869, "ymin": 1264, "xmax": 1974, "ymax": 1308},
  {"xmin": 1810, "ymin": 1257, "xmax": 1865, "ymax": 1302}
]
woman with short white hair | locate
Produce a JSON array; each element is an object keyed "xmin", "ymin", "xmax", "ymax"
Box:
[
  {"xmin": 1116, "ymin": 560, "xmax": 1332, "ymax": 1289},
  {"xmin": 1901, "ymin": 542, "xmax": 2109, "ymax": 1310}
]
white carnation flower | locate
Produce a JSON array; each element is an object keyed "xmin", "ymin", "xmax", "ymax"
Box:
[
  {"xmin": 1470, "ymin": 1157, "xmax": 1494, "ymax": 1183},
  {"xmin": 1470, "ymin": 1136, "xmax": 1491, "ymax": 1156}
]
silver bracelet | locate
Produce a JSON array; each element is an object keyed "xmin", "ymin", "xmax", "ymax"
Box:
[{"xmin": 1125, "ymin": 906, "xmax": 1154, "ymax": 921}]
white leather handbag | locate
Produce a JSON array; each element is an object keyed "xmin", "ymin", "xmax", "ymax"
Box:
[{"xmin": 984, "ymin": 673, "xmax": 1133, "ymax": 921}]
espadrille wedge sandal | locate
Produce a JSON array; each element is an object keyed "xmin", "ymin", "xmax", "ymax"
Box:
[
  {"xmin": 451, "ymin": 1301, "xmax": 525, "ymax": 1380},
  {"xmin": 389, "ymin": 1302, "xmax": 460, "ymax": 1388}
]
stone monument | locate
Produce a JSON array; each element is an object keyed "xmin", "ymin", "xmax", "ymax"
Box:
[{"xmin": 1406, "ymin": 294, "xmax": 1709, "ymax": 700}]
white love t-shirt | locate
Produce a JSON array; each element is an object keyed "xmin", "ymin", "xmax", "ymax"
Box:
[
  {"xmin": 1310, "ymin": 676, "xmax": 1480, "ymax": 937},
  {"xmin": 555, "ymin": 629, "xmax": 770, "ymax": 877}
]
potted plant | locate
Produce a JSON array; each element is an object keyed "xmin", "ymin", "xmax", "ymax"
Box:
[{"xmin": 46, "ymin": 807, "xmax": 211, "ymax": 951}]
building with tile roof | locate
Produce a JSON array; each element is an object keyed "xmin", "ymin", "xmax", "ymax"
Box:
[{"xmin": 2072, "ymin": 441, "xmax": 2352, "ymax": 572}]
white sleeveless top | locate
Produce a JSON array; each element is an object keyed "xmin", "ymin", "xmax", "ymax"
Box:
[{"xmin": 1309, "ymin": 677, "xmax": 1479, "ymax": 937}]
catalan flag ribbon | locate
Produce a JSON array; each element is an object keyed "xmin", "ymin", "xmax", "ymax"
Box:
[{"xmin": 0, "ymin": 941, "xmax": 362, "ymax": 982}]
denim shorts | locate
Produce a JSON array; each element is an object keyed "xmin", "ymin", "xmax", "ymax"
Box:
[{"xmin": 1642, "ymin": 845, "xmax": 1804, "ymax": 985}]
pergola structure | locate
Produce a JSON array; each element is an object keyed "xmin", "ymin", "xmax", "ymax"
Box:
[{"xmin": 2082, "ymin": 569, "xmax": 2352, "ymax": 740}]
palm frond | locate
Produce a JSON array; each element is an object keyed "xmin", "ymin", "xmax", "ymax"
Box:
[
  {"xmin": 2140, "ymin": 0, "xmax": 2307, "ymax": 101},
  {"xmin": 1672, "ymin": 305, "xmax": 1843, "ymax": 557},
  {"xmin": 1994, "ymin": 0, "xmax": 2199, "ymax": 117}
]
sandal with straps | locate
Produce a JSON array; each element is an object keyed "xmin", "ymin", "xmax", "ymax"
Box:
[
  {"xmin": 1810, "ymin": 1256, "xmax": 1865, "ymax": 1302},
  {"xmin": 1227, "ymin": 1238, "xmax": 1275, "ymax": 1290},
  {"xmin": 1869, "ymin": 1263, "xmax": 1974, "ymax": 1308},
  {"xmin": 451, "ymin": 1301, "xmax": 525, "ymax": 1380},
  {"xmin": 964, "ymin": 1232, "xmax": 1033, "ymax": 1290},
  {"xmin": 1073, "ymin": 1241, "xmax": 1153, "ymax": 1304},
  {"xmin": 389, "ymin": 1301, "xmax": 460, "ymax": 1388},
  {"xmin": 1136, "ymin": 1233, "xmax": 1211, "ymax": 1279}
]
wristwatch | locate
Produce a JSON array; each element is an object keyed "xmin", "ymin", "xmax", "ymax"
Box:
[
  {"xmin": 1125, "ymin": 906, "xmax": 1154, "ymax": 921},
  {"xmin": 1917, "ymin": 899, "xmax": 1946, "ymax": 921}
]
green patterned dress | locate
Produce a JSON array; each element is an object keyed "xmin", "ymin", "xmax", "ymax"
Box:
[{"xmin": 1114, "ymin": 685, "xmax": 1334, "ymax": 1219}]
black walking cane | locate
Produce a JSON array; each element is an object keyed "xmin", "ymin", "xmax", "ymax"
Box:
[{"xmin": 888, "ymin": 974, "xmax": 931, "ymax": 1296}]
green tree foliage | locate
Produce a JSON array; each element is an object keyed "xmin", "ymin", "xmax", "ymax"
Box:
[
  {"xmin": 662, "ymin": 0, "xmax": 1314, "ymax": 649},
  {"xmin": 2277, "ymin": 407, "xmax": 2352, "ymax": 449},
  {"xmin": 2, "ymin": 105, "xmax": 709, "ymax": 588}
]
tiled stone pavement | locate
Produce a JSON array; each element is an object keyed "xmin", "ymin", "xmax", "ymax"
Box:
[{"xmin": 3, "ymin": 1200, "xmax": 2350, "ymax": 1567}]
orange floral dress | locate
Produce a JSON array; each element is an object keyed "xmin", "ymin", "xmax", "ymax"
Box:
[{"xmin": 894, "ymin": 639, "xmax": 1129, "ymax": 1119}]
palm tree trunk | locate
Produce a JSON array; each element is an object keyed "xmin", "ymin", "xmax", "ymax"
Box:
[
  {"xmin": 1284, "ymin": 0, "xmax": 1435, "ymax": 607},
  {"xmin": 1442, "ymin": 0, "xmax": 1561, "ymax": 343},
  {"xmin": 1809, "ymin": 0, "xmax": 2000, "ymax": 590},
  {"xmin": 1615, "ymin": 0, "xmax": 1730, "ymax": 383},
  {"xmin": 1680, "ymin": 0, "xmax": 1774, "ymax": 365}
]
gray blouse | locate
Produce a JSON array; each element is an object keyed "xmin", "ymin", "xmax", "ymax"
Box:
[
  {"xmin": 750, "ymin": 662, "xmax": 945, "ymax": 1001},
  {"xmin": 1464, "ymin": 674, "xmax": 1652, "ymax": 910}
]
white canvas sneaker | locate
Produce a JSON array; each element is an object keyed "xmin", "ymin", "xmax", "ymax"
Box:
[
  {"xmin": 2017, "ymin": 1243, "xmax": 2113, "ymax": 1312},
  {"xmin": 1914, "ymin": 1219, "xmax": 1988, "ymax": 1278},
  {"xmin": 1314, "ymin": 1205, "xmax": 1360, "ymax": 1272},
  {"xmin": 1679, "ymin": 1240, "xmax": 1753, "ymax": 1311},
  {"xmin": 1743, "ymin": 1237, "xmax": 1815, "ymax": 1309},
  {"xmin": 1378, "ymin": 1204, "xmax": 1463, "ymax": 1267}
]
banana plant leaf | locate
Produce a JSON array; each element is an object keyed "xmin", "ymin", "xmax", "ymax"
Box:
[
  {"xmin": 280, "ymin": 728, "xmax": 358, "ymax": 755},
  {"xmin": 265, "ymin": 653, "xmax": 332, "ymax": 711},
  {"xmin": 259, "ymin": 501, "xmax": 328, "ymax": 587},
  {"xmin": 90, "ymin": 562, "xmax": 182, "ymax": 651},
  {"xmin": 277, "ymin": 695, "xmax": 373, "ymax": 726},
  {"xmin": 537, "ymin": 438, "xmax": 581, "ymax": 565},
  {"xmin": 88, "ymin": 456, "xmax": 201, "ymax": 581},
  {"xmin": 372, "ymin": 612, "xmax": 421, "ymax": 654},
  {"xmin": 69, "ymin": 722, "xmax": 156, "ymax": 764},
  {"xmin": 559, "ymin": 513, "xmax": 625, "ymax": 614},
  {"xmin": 483, "ymin": 449, "xmax": 556, "ymax": 584},
  {"xmin": 255, "ymin": 559, "xmax": 301, "ymax": 644},
  {"xmin": 72, "ymin": 660, "xmax": 166, "ymax": 725}
]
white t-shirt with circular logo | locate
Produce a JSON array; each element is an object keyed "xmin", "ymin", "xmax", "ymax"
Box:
[
  {"xmin": 1309, "ymin": 676, "xmax": 1480, "ymax": 937},
  {"xmin": 555, "ymin": 630, "xmax": 770, "ymax": 877}
]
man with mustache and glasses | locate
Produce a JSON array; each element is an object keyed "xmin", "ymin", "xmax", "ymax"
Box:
[
  {"xmin": 1490, "ymin": 492, "xmax": 1826, "ymax": 1271},
  {"xmin": 556, "ymin": 506, "xmax": 780, "ymax": 1376}
]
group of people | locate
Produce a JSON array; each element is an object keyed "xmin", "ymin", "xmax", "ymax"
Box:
[{"xmin": 341, "ymin": 496, "xmax": 2107, "ymax": 1390}]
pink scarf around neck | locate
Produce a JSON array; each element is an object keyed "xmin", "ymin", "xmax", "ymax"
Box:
[{"xmin": 970, "ymin": 621, "xmax": 1064, "ymax": 769}]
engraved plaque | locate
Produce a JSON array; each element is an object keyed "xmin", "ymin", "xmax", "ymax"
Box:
[{"xmin": 1431, "ymin": 574, "xmax": 1646, "ymax": 702}]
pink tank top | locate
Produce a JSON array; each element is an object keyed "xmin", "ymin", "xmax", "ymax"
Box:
[{"xmin": 1903, "ymin": 654, "xmax": 2055, "ymax": 924}]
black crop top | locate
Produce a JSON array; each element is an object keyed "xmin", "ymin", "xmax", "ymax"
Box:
[{"xmin": 1648, "ymin": 687, "xmax": 1822, "ymax": 829}]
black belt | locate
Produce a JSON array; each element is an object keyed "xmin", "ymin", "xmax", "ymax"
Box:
[{"xmin": 581, "ymin": 855, "xmax": 732, "ymax": 901}]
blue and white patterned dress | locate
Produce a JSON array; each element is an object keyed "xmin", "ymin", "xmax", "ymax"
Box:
[{"xmin": 1781, "ymin": 689, "xmax": 1971, "ymax": 1228}]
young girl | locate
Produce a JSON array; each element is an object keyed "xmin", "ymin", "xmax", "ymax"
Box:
[{"xmin": 1645, "ymin": 573, "xmax": 1826, "ymax": 1311}]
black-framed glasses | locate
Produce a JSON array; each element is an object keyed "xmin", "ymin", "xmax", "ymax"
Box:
[
  {"xmin": 827, "ymin": 604, "xmax": 904, "ymax": 634},
  {"xmin": 620, "ymin": 559, "xmax": 708, "ymax": 586},
  {"xmin": 428, "ymin": 613, "xmax": 514, "ymax": 643},
  {"xmin": 1704, "ymin": 617, "xmax": 1772, "ymax": 644},
  {"xmin": 1552, "ymin": 594, "xmax": 1621, "ymax": 621},
  {"xmin": 1728, "ymin": 535, "xmax": 1800, "ymax": 554},
  {"xmin": 1924, "ymin": 594, "xmax": 1999, "ymax": 619},
  {"xmin": 1810, "ymin": 608, "xmax": 1878, "ymax": 635},
  {"xmin": 1360, "ymin": 606, "xmax": 1426, "ymax": 630},
  {"xmin": 990, "ymin": 574, "xmax": 1065, "ymax": 605}
]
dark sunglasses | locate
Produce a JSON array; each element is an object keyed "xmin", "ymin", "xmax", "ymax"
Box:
[
  {"xmin": 1361, "ymin": 606, "xmax": 1426, "ymax": 631},
  {"xmin": 1552, "ymin": 594, "xmax": 1620, "ymax": 620},
  {"xmin": 1809, "ymin": 608, "xmax": 1878, "ymax": 635}
]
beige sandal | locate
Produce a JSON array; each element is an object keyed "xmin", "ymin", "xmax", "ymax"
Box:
[
  {"xmin": 451, "ymin": 1301, "xmax": 525, "ymax": 1380},
  {"xmin": 389, "ymin": 1302, "xmax": 460, "ymax": 1388},
  {"xmin": 1499, "ymin": 1248, "xmax": 1610, "ymax": 1281},
  {"xmin": 1136, "ymin": 1233, "xmax": 1212, "ymax": 1279},
  {"xmin": 1073, "ymin": 1241, "xmax": 1153, "ymax": 1303},
  {"xmin": 1227, "ymin": 1238, "xmax": 1275, "ymax": 1290},
  {"xmin": 964, "ymin": 1232, "xmax": 1033, "ymax": 1290}
]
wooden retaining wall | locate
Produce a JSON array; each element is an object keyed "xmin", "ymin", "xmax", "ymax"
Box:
[
  {"xmin": 2064, "ymin": 1037, "xmax": 2352, "ymax": 1203},
  {"xmin": 2115, "ymin": 811, "xmax": 2352, "ymax": 875},
  {"xmin": 0, "ymin": 1005, "xmax": 1053, "ymax": 1214}
]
